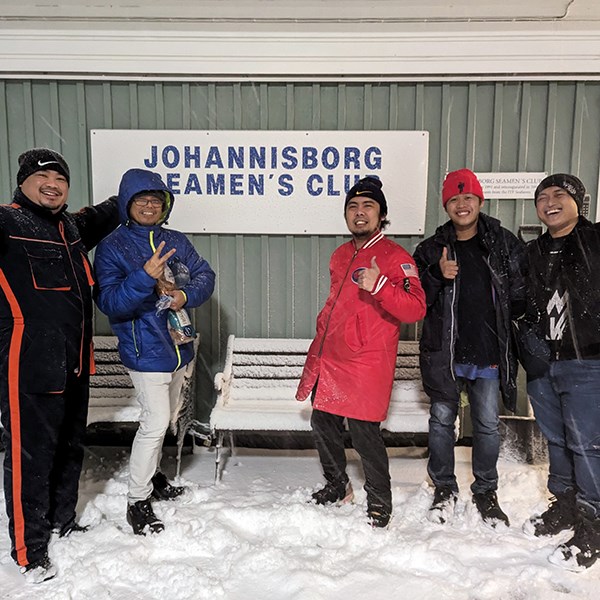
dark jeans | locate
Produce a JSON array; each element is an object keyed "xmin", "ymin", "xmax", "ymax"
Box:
[
  {"xmin": 527, "ymin": 359, "xmax": 600, "ymax": 518},
  {"xmin": 310, "ymin": 407, "xmax": 391, "ymax": 512},
  {"xmin": 428, "ymin": 377, "xmax": 500, "ymax": 495}
]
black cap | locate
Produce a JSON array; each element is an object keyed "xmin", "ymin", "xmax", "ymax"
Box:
[
  {"xmin": 17, "ymin": 148, "xmax": 70, "ymax": 186},
  {"xmin": 534, "ymin": 173, "xmax": 585, "ymax": 213},
  {"xmin": 344, "ymin": 176, "xmax": 387, "ymax": 216}
]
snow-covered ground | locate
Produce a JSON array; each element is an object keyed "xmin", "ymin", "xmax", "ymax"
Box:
[{"xmin": 1, "ymin": 443, "xmax": 598, "ymax": 599}]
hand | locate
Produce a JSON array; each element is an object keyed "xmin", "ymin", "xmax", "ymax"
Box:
[
  {"xmin": 168, "ymin": 290, "xmax": 186, "ymax": 311},
  {"xmin": 143, "ymin": 241, "xmax": 176, "ymax": 280},
  {"xmin": 439, "ymin": 246, "xmax": 458, "ymax": 280},
  {"xmin": 357, "ymin": 256, "xmax": 381, "ymax": 292}
]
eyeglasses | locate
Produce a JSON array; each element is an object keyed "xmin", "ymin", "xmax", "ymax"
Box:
[{"xmin": 133, "ymin": 196, "xmax": 164, "ymax": 207}]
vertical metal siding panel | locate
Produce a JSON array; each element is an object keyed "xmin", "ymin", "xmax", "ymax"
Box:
[
  {"xmin": 421, "ymin": 84, "xmax": 443, "ymax": 235},
  {"xmin": 233, "ymin": 83, "xmax": 243, "ymax": 128},
  {"xmin": 388, "ymin": 83, "xmax": 398, "ymax": 130},
  {"xmin": 544, "ymin": 83, "xmax": 559, "ymax": 173},
  {"xmin": 465, "ymin": 83, "xmax": 478, "ymax": 170},
  {"xmin": 0, "ymin": 83, "xmax": 10, "ymax": 192},
  {"xmin": 512, "ymin": 83, "xmax": 534, "ymax": 231},
  {"xmin": 102, "ymin": 83, "xmax": 112, "ymax": 127},
  {"xmin": 338, "ymin": 83, "xmax": 347, "ymax": 130},
  {"xmin": 312, "ymin": 84, "xmax": 320, "ymax": 130},
  {"xmin": 439, "ymin": 84, "xmax": 453, "ymax": 225},
  {"xmin": 571, "ymin": 82, "xmax": 585, "ymax": 176},
  {"xmin": 21, "ymin": 81, "xmax": 35, "ymax": 147},
  {"xmin": 182, "ymin": 83, "xmax": 191, "ymax": 128},
  {"xmin": 363, "ymin": 83, "xmax": 373, "ymax": 130},
  {"xmin": 261, "ymin": 234, "xmax": 270, "ymax": 336},
  {"xmin": 76, "ymin": 83, "xmax": 89, "ymax": 205},
  {"xmin": 128, "ymin": 83, "xmax": 139, "ymax": 128}
]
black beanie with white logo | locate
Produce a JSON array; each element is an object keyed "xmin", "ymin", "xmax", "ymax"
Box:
[
  {"xmin": 534, "ymin": 173, "xmax": 585, "ymax": 213},
  {"xmin": 17, "ymin": 148, "xmax": 70, "ymax": 186}
]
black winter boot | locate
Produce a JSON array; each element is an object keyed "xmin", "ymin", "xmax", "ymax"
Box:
[
  {"xmin": 367, "ymin": 502, "xmax": 392, "ymax": 528},
  {"xmin": 311, "ymin": 480, "xmax": 354, "ymax": 505},
  {"xmin": 472, "ymin": 490, "xmax": 510, "ymax": 528},
  {"xmin": 151, "ymin": 471, "xmax": 185, "ymax": 501},
  {"xmin": 549, "ymin": 506, "xmax": 600, "ymax": 571},
  {"xmin": 127, "ymin": 499, "xmax": 165, "ymax": 535},
  {"xmin": 428, "ymin": 486, "xmax": 458, "ymax": 525},
  {"xmin": 524, "ymin": 489, "xmax": 577, "ymax": 537}
]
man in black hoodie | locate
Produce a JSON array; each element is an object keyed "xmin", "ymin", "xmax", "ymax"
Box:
[
  {"xmin": 522, "ymin": 173, "xmax": 600, "ymax": 571},
  {"xmin": 0, "ymin": 148, "xmax": 118, "ymax": 583}
]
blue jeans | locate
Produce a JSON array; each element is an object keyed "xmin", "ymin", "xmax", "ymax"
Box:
[
  {"xmin": 527, "ymin": 360, "xmax": 600, "ymax": 517},
  {"xmin": 428, "ymin": 377, "xmax": 501, "ymax": 494}
]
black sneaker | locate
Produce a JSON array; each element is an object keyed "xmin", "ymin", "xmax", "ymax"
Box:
[
  {"xmin": 549, "ymin": 510, "xmax": 600, "ymax": 571},
  {"xmin": 524, "ymin": 489, "xmax": 577, "ymax": 537},
  {"xmin": 20, "ymin": 553, "xmax": 57, "ymax": 584},
  {"xmin": 472, "ymin": 490, "xmax": 510, "ymax": 528},
  {"xmin": 368, "ymin": 503, "xmax": 391, "ymax": 528},
  {"xmin": 428, "ymin": 486, "xmax": 458, "ymax": 524},
  {"xmin": 311, "ymin": 481, "xmax": 354, "ymax": 505},
  {"xmin": 127, "ymin": 499, "xmax": 165, "ymax": 535},
  {"xmin": 151, "ymin": 472, "xmax": 185, "ymax": 501}
]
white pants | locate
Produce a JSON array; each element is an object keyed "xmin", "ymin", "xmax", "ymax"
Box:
[{"xmin": 127, "ymin": 368, "xmax": 186, "ymax": 504}]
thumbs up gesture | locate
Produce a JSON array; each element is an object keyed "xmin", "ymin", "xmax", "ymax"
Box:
[
  {"xmin": 439, "ymin": 246, "xmax": 459, "ymax": 280},
  {"xmin": 357, "ymin": 256, "xmax": 381, "ymax": 292}
]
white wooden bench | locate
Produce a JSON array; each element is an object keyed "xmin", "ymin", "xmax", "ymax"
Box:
[
  {"xmin": 211, "ymin": 335, "xmax": 430, "ymax": 479},
  {"xmin": 88, "ymin": 335, "xmax": 202, "ymax": 474},
  {"xmin": 88, "ymin": 336, "xmax": 139, "ymax": 425}
]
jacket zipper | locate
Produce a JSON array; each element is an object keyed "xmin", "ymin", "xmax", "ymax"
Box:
[
  {"xmin": 317, "ymin": 248, "xmax": 359, "ymax": 357},
  {"xmin": 58, "ymin": 221, "xmax": 86, "ymax": 377},
  {"xmin": 448, "ymin": 243, "xmax": 457, "ymax": 381},
  {"xmin": 149, "ymin": 230, "xmax": 182, "ymax": 370}
]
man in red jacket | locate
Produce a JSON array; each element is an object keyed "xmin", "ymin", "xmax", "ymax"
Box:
[{"xmin": 296, "ymin": 176, "xmax": 426, "ymax": 527}]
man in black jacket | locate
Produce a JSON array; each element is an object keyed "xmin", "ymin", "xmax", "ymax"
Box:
[
  {"xmin": 0, "ymin": 148, "xmax": 119, "ymax": 583},
  {"xmin": 413, "ymin": 169, "xmax": 526, "ymax": 528},
  {"xmin": 522, "ymin": 173, "xmax": 600, "ymax": 571}
]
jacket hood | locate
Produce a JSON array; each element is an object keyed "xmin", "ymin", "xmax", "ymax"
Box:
[{"xmin": 117, "ymin": 168, "xmax": 174, "ymax": 226}]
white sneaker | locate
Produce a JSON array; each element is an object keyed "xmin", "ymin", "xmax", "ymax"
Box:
[{"xmin": 20, "ymin": 554, "xmax": 57, "ymax": 584}]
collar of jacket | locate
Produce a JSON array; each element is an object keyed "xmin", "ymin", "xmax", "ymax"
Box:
[
  {"xmin": 12, "ymin": 187, "xmax": 68, "ymax": 222},
  {"xmin": 352, "ymin": 229, "xmax": 384, "ymax": 251},
  {"xmin": 434, "ymin": 212, "xmax": 501, "ymax": 246},
  {"xmin": 125, "ymin": 219, "xmax": 164, "ymax": 238},
  {"xmin": 535, "ymin": 215, "xmax": 594, "ymax": 252}
]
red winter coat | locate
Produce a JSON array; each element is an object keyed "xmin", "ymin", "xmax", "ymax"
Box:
[{"xmin": 296, "ymin": 231, "xmax": 426, "ymax": 422}]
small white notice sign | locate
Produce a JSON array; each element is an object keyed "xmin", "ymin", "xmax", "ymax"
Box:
[{"xmin": 475, "ymin": 172, "xmax": 547, "ymax": 199}]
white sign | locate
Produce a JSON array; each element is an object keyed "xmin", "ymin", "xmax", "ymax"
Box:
[
  {"xmin": 91, "ymin": 130, "xmax": 429, "ymax": 235},
  {"xmin": 475, "ymin": 172, "xmax": 547, "ymax": 199}
]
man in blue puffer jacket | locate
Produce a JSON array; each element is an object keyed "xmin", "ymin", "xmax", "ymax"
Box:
[{"xmin": 94, "ymin": 168, "xmax": 215, "ymax": 535}]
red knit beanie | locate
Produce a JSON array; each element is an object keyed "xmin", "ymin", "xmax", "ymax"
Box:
[{"xmin": 442, "ymin": 169, "xmax": 484, "ymax": 207}]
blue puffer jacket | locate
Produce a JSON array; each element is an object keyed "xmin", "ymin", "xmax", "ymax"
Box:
[{"xmin": 94, "ymin": 168, "xmax": 215, "ymax": 372}]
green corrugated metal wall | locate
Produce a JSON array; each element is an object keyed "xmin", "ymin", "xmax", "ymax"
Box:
[{"xmin": 2, "ymin": 79, "xmax": 599, "ymax": 417}]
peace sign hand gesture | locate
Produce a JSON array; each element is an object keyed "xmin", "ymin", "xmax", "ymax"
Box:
[{"xmin": 143, "ymin": 241, "xmax": 176, "ymax": 280}]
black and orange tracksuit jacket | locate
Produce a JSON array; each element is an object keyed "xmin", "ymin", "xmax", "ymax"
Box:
[{"xmin": 0, "ymin": 188, "xmax": 118, "ymax": 567}]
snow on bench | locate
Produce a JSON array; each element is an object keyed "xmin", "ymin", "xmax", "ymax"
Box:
[
  {"xmin": 212, "ymin": 335, "xmax": 430, "ymax": 436},
  {"xmin": 88, "ymin": 336, "xmax": 139, "ymax": 425}
]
